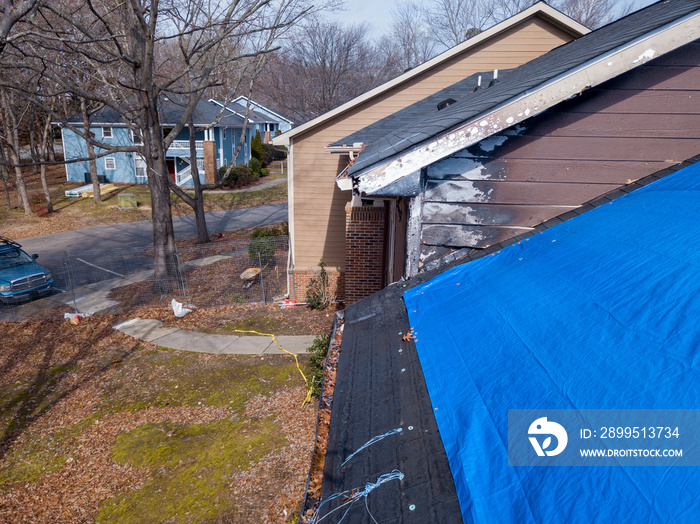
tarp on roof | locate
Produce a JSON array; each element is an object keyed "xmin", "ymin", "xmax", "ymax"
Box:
[{"xmin": 404, "ymin": 161, "xmax": 700, "ymax": 522}]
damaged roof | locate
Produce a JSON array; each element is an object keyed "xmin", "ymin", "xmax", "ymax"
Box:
[
  {"xmin": 318, "ymin": 154, "xmax": 700, "ymax": 522},
  {"xmin": 338, "ymin": 0, "xmax": 700, "ymax": 179}
]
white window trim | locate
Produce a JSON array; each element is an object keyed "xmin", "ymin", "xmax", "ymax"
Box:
[
  {"xmin": 102, "ymin": 126, "xmax": 112, "ymax": 138},
  {"xmin": 134, "ymin": 156, "xmax": 147, "ymax": 179},
  {"xmin": 131, "ymin": 129, "xmax": 143, "ymax": 145},
  {"xmin": 105, "ymin": 157, "xmax": 116, "ymax": 170}
]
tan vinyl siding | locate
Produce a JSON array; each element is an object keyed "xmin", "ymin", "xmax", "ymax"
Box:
[{"xmin": 291, "ymin": 15, "xmax": 579, "ymax": 272}]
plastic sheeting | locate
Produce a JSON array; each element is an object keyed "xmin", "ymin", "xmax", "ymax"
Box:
[{"xmin": 404, "ymin": 161, "xmax": 700, "ymax": 523}]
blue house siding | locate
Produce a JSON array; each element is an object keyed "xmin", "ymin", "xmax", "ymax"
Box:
[
  {"xmin": 230, "ymin": 128, "xmax": 251, "ymax": 166},
  {"xmin": 63, "ymin": 125, "xmax": 137, "ymax": 183}
]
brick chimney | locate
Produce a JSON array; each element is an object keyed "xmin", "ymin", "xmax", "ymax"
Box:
[{"xmin": 203, "ymin": 140, "xmax": 217, "ymax": 185}]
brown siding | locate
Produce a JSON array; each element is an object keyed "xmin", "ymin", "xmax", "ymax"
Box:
[
  {"xmin": 290, "ymin": 15, "xmax": 579, "ymax": 275},
  {"xmin": 419, "ymin": 41, "xmax": 700, "ymax": 262}
]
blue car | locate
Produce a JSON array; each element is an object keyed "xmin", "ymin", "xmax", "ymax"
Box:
[{"xmin": 0, "ymin": 237, "xmax": 54, "ymax": 303}]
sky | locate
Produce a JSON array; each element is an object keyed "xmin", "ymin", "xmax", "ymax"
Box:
[{"xmin": 326, "ymin": 0, "xmax": 659, "ymax": 39}]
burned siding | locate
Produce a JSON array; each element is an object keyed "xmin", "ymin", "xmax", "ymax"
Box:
[{"xmin": 417, "ymin": 41, "xmax": 700, "ymax": 268}]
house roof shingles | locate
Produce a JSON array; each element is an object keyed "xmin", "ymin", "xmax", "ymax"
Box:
[
  {"xmin": 339, "ymin": 0, "xmax": 700, "ymax": 176},
  {"xmin": 66, "ymin": 98, "xmax": 250, "ymax": 127}
]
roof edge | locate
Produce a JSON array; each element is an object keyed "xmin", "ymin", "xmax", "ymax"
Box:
[{"xmin": 272, "ymin": 2, "xmax": 589, "ymax": 146}]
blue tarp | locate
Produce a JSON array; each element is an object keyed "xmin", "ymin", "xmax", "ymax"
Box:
[{"xmin": 404, "ymin": 162, "xmax": 700, "ymax": 523}]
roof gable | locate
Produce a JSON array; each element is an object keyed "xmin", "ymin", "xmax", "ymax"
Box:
[
  {"xmin": 231, "ymin": 96, "xmax": 294, "ymax": 124},
  {"xmin": 272, "ymin": 2, "xmax": 588, "ymax": 146},
  {"xmin": 344, "ymin": 0, "xmax": 700, "ymax": 194}
]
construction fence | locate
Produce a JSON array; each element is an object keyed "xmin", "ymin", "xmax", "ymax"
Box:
[{"xmin": 9, "ymin": 236, "xmax": 289, "ymax": 315}]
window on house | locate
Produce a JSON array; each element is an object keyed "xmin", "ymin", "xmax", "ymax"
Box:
[
  {"xmin": 105, "ymin": 157, "xmax": 116, "ymax": 170},
  {"xmin": 102, "ymin": 127, "xmax": 112, "ymax": 138},
  {"xmin": 223, "ymin": 129, "xmax": 226, "ymax": 139},
  {"xmin": 134, "ymin": 157, "xmax": 147, "ymax": 180},
  {"xmin": 132, "ymin": 130, "xmax": 143, "ymax": 145}
]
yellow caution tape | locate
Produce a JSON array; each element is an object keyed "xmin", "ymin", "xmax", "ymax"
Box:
[{"xmin": 234, "ymin": 329, "xmax": 313, "ymax": 406}]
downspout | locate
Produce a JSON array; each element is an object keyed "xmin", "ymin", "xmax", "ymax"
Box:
[{"xmin": 286, "ymin": 140, "xmax": 295, "ymax": 298}]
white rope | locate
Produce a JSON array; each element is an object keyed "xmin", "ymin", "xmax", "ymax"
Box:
[
  {"xmin": 310, "ymin": 470, "xmax": 405, "ymax": 524},
  {"xmin": 341, "ymin": 428, "xmax": 403, "ymax": 467}
]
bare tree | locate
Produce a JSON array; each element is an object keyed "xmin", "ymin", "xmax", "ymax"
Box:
[
  {"xmin": 427, "ymin": 0, "xmax": 494, "ymax": 49},
  {"xmin": 391, "ymin": 2, "xmax": 437, "ymax": 70},
  {"xmin": 0, "ymin": 0, "xmax": 39, "ymax": 56},
  {"xmin": 79, "ymin": 98, "xmax": 103, "ymax": 204},
  {"xmin": 256, "ymin": 17, "xmax": 400, "ymax": 123},
  {"xmin": 557, "ymin": 0, "xmax": 634, "ymax": 29},
  {"xmin": 0, "ymin": 87, "xmax": 31, "ymax": 214}
]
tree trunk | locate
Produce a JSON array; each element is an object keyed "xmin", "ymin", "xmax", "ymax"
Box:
[
  {"xmin": 0, "ymin": 90, "xmax": 30, "ymax": 214},
  {"xmin": 38, "ymin": 113, "xmax": 53, "ymax": 213},
  {"xmin": 28, "ymin": 113, "xmax": 39, "ymax": 175},
  {"xmin": 9, "ymin": 120, "xmax": 30, "ymax": 214},
  {"xmin": 142, "ymin": 100, "xmax": 180, "ymax": 292},
  {"xmin": 80, "ymin": 99, "xmax": 101, "ymax": 204},
  {"xmin": 189, "ymin": 118, "xmax": 209, "ymax": 243},
  {"xmin": 0, "ymin": 141, "xmax": 11, "ymax": 210}
]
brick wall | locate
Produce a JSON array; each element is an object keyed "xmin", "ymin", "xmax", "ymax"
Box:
[
  {"xmin": 344, "ymin": 204, "xmax": 386, "ymax": 304},
  {"xmin": 291, "ymin": 269, "xmax": 345, "ymax": 305}
]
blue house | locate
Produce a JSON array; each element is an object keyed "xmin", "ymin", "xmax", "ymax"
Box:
[{"xmin": 61, "ymin": 98, "xmax": 257, "ymax": 187}]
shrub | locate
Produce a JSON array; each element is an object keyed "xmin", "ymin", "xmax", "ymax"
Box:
[
  {"xmin": 251, "ymin": 130, "xmax": 265, "ymax": 164},
  {"xmin": 262, "ymin": 143, "xmax": 286, "ymax": 163},
  {"xmin": 261, "ymin": 168, "xmax": 270, "ymax": 177},
  {"xmin": 219, "ymin": 164, "xmax": 253, "ymax": 187},
  {"xmin": 306, "ymin": 260, "xmax": 330, "ymax": 310},
  {"xmin": 307, "ymin": 333, "xmax": 331, "ymax": 397},
  {"xmin": 248, "ymin": 157, "xmax": 262, "ymax": 177}
]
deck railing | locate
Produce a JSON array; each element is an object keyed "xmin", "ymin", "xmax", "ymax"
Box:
[{"xmin": 169, "ymin": 140, "xmax": 204, "ymax": 150}]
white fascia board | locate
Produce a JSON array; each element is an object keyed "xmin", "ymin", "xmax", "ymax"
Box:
[
  {"xmin": 355, "ymin": 11, "xmax": 700, "ymax": 195},
  {"xmin": 272, "ymin": 3, "xmax": 588, "ymax": 147},
  {"xmin": 336, "ymin": 177, "xmax": 353, "ymax": 191}
]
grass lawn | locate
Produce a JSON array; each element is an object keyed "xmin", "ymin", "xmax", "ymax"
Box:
[
  {"xmin": 1, "ymin": 162, "xmax": 287, "ymax": 240},
  {"xmin": 0, "ymin": 316, "xmax": 317, "ymax": 523}
]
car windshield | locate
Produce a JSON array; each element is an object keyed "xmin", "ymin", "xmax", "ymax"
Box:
[{"xmin": 0, "ymin": 248, "xmax": 34, "ymax": 270}]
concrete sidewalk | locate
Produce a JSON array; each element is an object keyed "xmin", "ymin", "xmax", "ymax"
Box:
[{"xmin": 113, "ymin": 318, "xmax": 314, "ymax": 355}]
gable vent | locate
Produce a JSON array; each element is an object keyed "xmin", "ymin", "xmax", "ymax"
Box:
[{"xmin": 437, "ymin": 98, "xmax": 457, "ymax": 111}]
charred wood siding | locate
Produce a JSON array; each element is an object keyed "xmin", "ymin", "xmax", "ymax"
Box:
[{"xmin": 419, "ymin": 41, "xmax": 700, "ymax": 267}]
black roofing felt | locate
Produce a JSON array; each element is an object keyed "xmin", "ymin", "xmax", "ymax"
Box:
[
  {"xmin": 319, "ymin": 151, "xmax": 700, "ymax": 523},
  {"xmin": 340, "ymin": 0, "xmax": 700, "ymax": 175},
  {"xmin": 65, "ymin": 98, "xmax": 247, "ymax": 127},
  {"xmin": 317, "ymin": 286, "xmax": 461, "ymax": 523}
]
